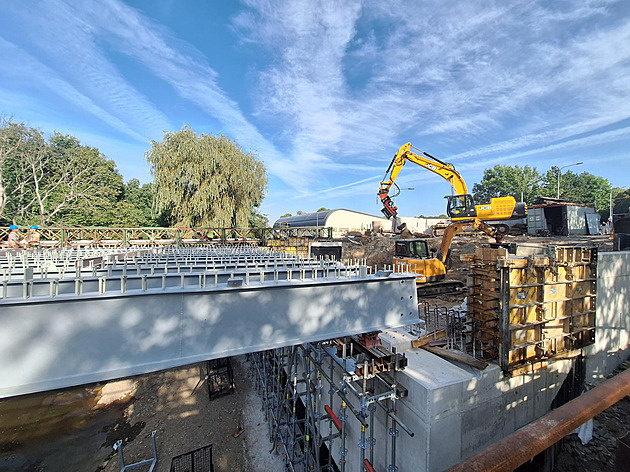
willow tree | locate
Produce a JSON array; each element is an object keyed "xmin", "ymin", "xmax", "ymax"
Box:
[{"xmin": 146, "ymin": 126, "xmax": 267, "ymax": 228}]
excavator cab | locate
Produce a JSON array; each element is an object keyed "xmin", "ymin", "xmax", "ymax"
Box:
[
  {"xmin": 446, "ymin": 194, "xmax": 477, "ymax": 219},
  {"xmin": 395, "ymin": 240, "xmax": 430, "ymax": 259},
  {"xmin": 393, "ymin": 239, "xmax": 449, "ymax": 289}
]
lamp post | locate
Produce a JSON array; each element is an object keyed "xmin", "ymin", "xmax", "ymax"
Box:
[{"xmin": 557, "ymin": 162, "xmax": 583, "ymax": 199}]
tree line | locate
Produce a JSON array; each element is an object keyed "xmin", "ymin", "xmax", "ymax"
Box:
[
  {"xmin": 0, "ymin": 120, "xmax": 267, "ymax": 228},
  {"xmin": 473, "ymin": 164, "xmax": 628, "ymax": 220},
  {"xmin": 1, "ymin": 116, "xmax": 627, "ymax": 228}
]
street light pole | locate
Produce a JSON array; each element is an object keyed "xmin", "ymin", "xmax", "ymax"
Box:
[{"xmin": 556, "ymin": 162, "xmax": 583, "ymax": 199}]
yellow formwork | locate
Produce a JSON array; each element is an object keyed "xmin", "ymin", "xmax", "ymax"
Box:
[
  {"xmin": 265, "ymin": 237, "xmax": 310, "ymax": 258},
  {"xmin": 466, "ymin": 246, "xmax": 596, "ymax": 372}
]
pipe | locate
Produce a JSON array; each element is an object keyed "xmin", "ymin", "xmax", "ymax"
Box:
[{"xmin": 446, "ymin": 368, "xmax": 630, "ymax": 472}]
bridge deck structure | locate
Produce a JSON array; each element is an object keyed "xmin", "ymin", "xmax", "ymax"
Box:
[{"xmin": 0, "ymin": 246, "xmax": 418, "ymax": 398}]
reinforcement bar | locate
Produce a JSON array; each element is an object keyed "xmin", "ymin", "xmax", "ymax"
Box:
[{"xmin": 446, "ymin": 368, "xmax": 630, "ymax": 472}]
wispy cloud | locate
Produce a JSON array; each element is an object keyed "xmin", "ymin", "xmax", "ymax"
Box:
[
  {"xmin": 1, "ymin": 1, "xmax": 173, "ymax": 141},
  {"xmin": 0, "ymin": 37, "xmax": 152, "ymax": 143},
  {"xmin": 2, "ymin": 0, "xmax": 628, "ymax": 218}
]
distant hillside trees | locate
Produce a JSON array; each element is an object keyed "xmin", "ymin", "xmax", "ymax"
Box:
[
  {"xmin": 0, "ymin": 119, "xmax": 157, "ymax": 226},
  {"xmin": 146, "ymin": 126, "xmax": 267, "ymax": 228},
  {"xmin": 473, "ymin": 164, "xmax": 614, "ymax": 216}
]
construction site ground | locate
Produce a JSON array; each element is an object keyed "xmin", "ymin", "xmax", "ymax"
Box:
[{"xmin": 0, "ymin": 233, "xmax": 621, "ymax": 472}]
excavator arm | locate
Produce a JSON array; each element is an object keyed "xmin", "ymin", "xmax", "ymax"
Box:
[
  {"xmin": 378, "ymin": 143, "xmax": 468, "ymax": 218},
  {"xmin": 436, "ymin": 218, "xmax": 501, "ymax": 263}
]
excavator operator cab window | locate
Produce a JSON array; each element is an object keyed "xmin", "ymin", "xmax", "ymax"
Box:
[
  {"xmin": 412, "ymin": 241, "xmax": 429, "ymax": 259},
  {"xmin": 447, "ymin": 194, "xmax": 476, "ymax": 218},
  {"xmin": 395, "ymin": 240, "xmax": 429, "ymax": 259}
]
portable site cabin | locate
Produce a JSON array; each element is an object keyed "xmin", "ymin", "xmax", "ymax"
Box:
[{"xmin": 527, "ymin": 198, "xmax": 600, "ymax": 236}]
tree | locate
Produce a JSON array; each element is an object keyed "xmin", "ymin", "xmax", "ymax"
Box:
[
  {"xmin": 545, "ymin": 168, "xmax": 612, "ymax": 211},
  {"xmin": 613, "ymin": 188, "xmax": 630, "ymax": 215},
  {"xmin": 116, "ymin": 179, "xmax": 157, "ymax": 227},
  {"xmin": 280, "ymin": 213, "xmax": 292, "ymax": 218},
  {"xmin": 249, "ymin": 209, "xmax": 269, "ymax": 228},
  {"xmin": 317, "ymin": 207, "xmax": 329, "ymax": 212},
  {"xmin": 0, "ymin": 121, "xmax": 126, "ymax": 226},
  {"xmin": 473, "ymin": 164, "xmax": 614, "ymax": 217},
  {"xmin": 473, "ymin": 165, "xmax": 542, "ymax": 205},
  {"xmin": 146, "ymin": 126, "xmax": 267, "ymax": 227}
]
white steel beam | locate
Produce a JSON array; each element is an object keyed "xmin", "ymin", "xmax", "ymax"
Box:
[{"xmin": 0, "ymin": 273, "xmax": 417, "ymax": 397}]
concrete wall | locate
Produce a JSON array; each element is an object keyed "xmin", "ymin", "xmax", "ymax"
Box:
[
  {"xmin": 320, "ymin": 329, "xmax": 574, "ymax": 472},
  {"xmin": 585, "ymin": 250, "xmax": 630, "ymax": 379},
  {"xmin": 397, "ymin": 217, "xmax": 448, "ymax": 234},
  {"xmin": 325, "ymin": 210, "xmax": 389, "ymax": 236}
]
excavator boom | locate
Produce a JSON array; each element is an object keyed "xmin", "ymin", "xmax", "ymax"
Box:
[
  {"xmin": 378, "ymin": 143, "xmax": 526, "ymax": 223},
  {"xmin": 379, "ymin": 143, "xmax": 468, "ymax": 197},
  {"xmin": 436, "ymin": 218, "xmax": 501, "ymax": 263}
]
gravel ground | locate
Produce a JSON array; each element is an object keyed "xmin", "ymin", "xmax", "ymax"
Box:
[{"xmin": 0, "ymin": 357, "xmax": 285, "ymax": 472}]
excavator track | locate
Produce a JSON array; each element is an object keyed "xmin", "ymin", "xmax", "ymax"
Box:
[{"xmin": 417, "ymin": 280, "xmax": 465, "ymax": 297}]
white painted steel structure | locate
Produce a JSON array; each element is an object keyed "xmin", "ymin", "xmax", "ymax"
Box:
[{"xmin": 0, "ymin": 246, "xmax": 418, "ymax": 398}]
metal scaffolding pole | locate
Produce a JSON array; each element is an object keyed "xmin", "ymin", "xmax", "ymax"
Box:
[{"xmin": 249, "ymin": 336, "xmax": 411, "ymax": 472}]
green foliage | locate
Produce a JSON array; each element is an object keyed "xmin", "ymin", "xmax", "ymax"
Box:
[
  {"xmin": 601, "ymin": 187, "xmax": 630, "ymax": 220},
  {"xmin": 248, "ymin": 209, "xmax": 269, "ymax": 228},
  {"xmin": 0, "ymin": 119, "xmax": 156, "ymax": 226},
  {"xmin": 547, "ymin": 168, "xmax": 612, "ymax": 211},
  {"xmin": 116, "ymin": 179, "xmax": 156, "ymax": 227},
  {"xmin": 473, "ymin": 164, "xmax": 614, "ymax": 217},
  {"xmin": 146, "ymin": 126, "xmax": 267, "ymax": 227},
  {"xmin": 472, "ymin": 165, "xmax": 542, "ymax": 205},
  {"xmin": 316, "ymin": 207, "xmax": 329, "ymax": 212},
  {"xmin": 614, "ymin": 188, "xmax": 630, "ymax": 214},
  {"xmin": 280, "ymin": 213, "xmax": 292, "ymax": 218}
]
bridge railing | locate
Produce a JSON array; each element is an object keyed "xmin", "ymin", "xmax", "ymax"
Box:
[{"xmin": 0, "ymin": 226, "xmax": 333, "ymax": 248}]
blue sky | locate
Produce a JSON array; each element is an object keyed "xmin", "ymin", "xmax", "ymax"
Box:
[{"xmin": 1, "ymin": 1, "xmax": 629, "ymax": 224}]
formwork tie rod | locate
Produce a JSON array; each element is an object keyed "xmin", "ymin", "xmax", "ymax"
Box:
[{"xmin": 446, "ymin": 368, "xmax": 630, "ymax": 472}]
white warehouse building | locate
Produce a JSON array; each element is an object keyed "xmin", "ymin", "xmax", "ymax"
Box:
[
  {"xmin": 273, "ymin": 209, "xmax": 447, "ymax": 238},
  {"xmin": 273, "ymin": 209, "xmax": 388, "ymax": 238}
]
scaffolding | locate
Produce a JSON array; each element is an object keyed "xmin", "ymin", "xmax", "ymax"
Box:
[{"xmin": 248, "ymin": 337, "xmax": 413, "ymax": 472}]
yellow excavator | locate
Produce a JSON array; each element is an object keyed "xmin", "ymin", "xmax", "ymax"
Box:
[
  {"xmin": 378, "ymin": 143, "xmax": 526, "ymax": 234},
  {"xmin": 393, "ymin": 218, "xmax": 501, "ymax": 296}
]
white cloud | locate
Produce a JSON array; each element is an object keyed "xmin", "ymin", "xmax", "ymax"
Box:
[
  {"xmin": 2, "ymin": 0, "xmax": 629, "ymax": 212},
  {"xmin": 1, "ymin": 1, "xmax": 173, "ymax": 141},
  {"xmin": 0, "ymin": 37, "xmax": 153, "ymax": 143}
]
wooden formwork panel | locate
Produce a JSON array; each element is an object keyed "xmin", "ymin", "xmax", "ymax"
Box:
[
  {"xmin": 266, "ymin": 237, "xmax": 309, "ymax": 258},
  {"xmin": 466, "ymin": 246, "xmax": 596, "ymax": 372}
]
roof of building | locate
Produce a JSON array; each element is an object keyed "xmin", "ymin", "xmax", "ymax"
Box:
[
  {"xmin": 273, "ymin": 209, "xmax": 385, "ymax": 227},
  {"xmin": 530, "ymin": 197, "xmax": 594, "ymax": 208}
]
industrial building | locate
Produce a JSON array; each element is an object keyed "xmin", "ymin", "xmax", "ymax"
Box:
[
  {"xmin": 273, "ymin": 209, "xmax": 447, "ymax": 237},
  {"xmin": 526, "ymin": 197, "xmax": 600, "ymax": 236}
]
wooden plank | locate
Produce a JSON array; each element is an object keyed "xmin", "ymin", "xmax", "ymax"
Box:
[
  {"xmin": 422, "ymin": 345, "xmax": 489, "ymax": 370},
  {"xmin": 411, "ymin": 329, "xmax": 446, "ymax": 349}
]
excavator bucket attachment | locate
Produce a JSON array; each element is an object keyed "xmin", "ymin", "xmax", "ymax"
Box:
[{"xmin": 379, "ymin": 194, "xmax": 398, "ymax": 219}]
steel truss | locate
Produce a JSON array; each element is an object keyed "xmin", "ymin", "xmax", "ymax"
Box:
[{"xmin": 248, "ymin": 338, "xmax": 413, "ymax": 472}]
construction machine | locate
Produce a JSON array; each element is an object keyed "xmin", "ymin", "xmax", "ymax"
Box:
[
  {"xmin": 378, "ymin": 143, "xmax": 526, "ymax": 234},
  {"xmin": 393, "ymin": 218, "xmax": 502, "ymax": 296}
]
